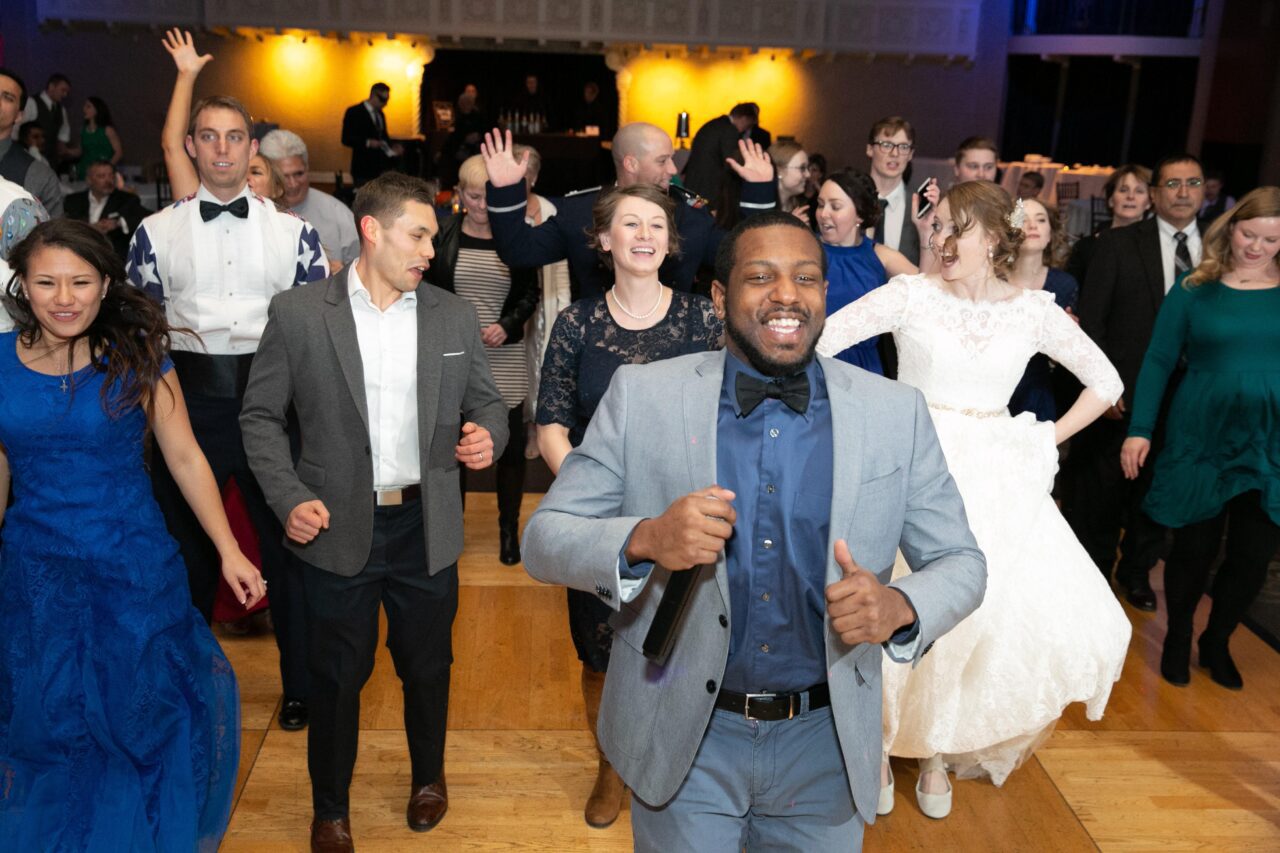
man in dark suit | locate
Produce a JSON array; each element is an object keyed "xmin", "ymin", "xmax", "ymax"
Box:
[
  {"xmin": 64, "ymin": 160, "xmax": 150, "ymax": 258},
  {"xmin": 681, "ymin": 103, "xmax": 765, "ymax": 203},
  {"xmin": 864, "ymin": 116, "xmax": 922, "ymax": 266},
  {"xmin": 1071, "ymin": 153, "xmax": 1205, "ymax": 610},
  {"xmin": 341, "ymin": 82, "xmax": 403, "ymax": 187},
  {"xmin": 241, "ymin": 172, "xmax": 509, "ymax": 852}
]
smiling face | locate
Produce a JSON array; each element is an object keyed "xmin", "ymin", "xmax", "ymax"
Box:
[
  {"xmin": 185, "ymin": 106, "xmax": 255, "ymax": 197},
  {"xmin": 931, "ymin": 198, "xmax": 994, "ymax": 282},
  {"xmin": 777, "ymin": 151, "xmax": 810, "ymax": 198},
  {"xmin": 21, "ymin": 245, "xmax": 107, "ymax": 345},
  {"xmin": 815, "ymin": 180, "xmax": 862, "ymax": 247},
  {"xmin": 712, "ymin": 224, "xmax": 827, "ymax": 377},
  {"xmin": 458, "ymin": 180, "xmax": 488, "ymax": 228},
  {"xmin": 1019, "ymin": 199, "xmax": 1051, "ymax": 256},
  {"xmin": 598, "ymin": 196, "xmax": 669, "ymax": 276},
  {"xmin": 276, "ymin": 154, "xmax": 309, "ymax": 208},
  {"xmin": 364, "ymin": 200, "xmax": 438, "ymax": 294},
  {"xmin": 1229, "ymin": 216, "xmax": 1280, "ymax": 270},
  {"xmin": 1109, "ymin": 172, "xmax": 1151, "ymax": 225},
  {"xmin": 621, "ymin": 129, "xmax": 678, "ymax": 192}
]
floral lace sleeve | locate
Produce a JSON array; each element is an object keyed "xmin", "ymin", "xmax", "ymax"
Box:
[
  {"xmin": 536, "ymin": 300, "xmax": 586, "ymax": 428},
  {"xmin": 1037, "ymin": 295, "xmax": 1123, "ymax": 404},
  {"xmin": 816, "ymin": 274, "xmax": 911, "ymax": 358},
  {"xmin": 695, "ymin": 295, "xmax": 725, "ymax": 350}
]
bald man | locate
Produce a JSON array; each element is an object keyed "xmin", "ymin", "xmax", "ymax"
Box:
[{"xmin": 481, "ymin": 122, "xmax": 778, "ymax": 300}]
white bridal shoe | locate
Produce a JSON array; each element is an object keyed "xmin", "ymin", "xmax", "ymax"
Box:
[
  {"xmin": 878, "ymin": 754, "xmax": 895, "ymax": 815},
  {"xmin": 915, "ymin": 754, "xmax": 952, "ymax": 819}
]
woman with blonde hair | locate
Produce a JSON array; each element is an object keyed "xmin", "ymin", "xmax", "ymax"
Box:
[
  {"xmin": 817, "ymin": 181, "xmax": 1131, "ymax": 819},
  {"xmin": 1121, "ymin": 186, "xmax": 1280, "ymax": 690},
  {"xmin": 768, "ymin": 139, "xmax": 809, "ymax": 215}
]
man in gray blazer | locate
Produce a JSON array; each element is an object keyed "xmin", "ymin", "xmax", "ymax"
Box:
[
  {"xmin": 522, "ymin": 213, "xmax": 985, "ymax": 850},
  {"xmin": 241, "ymin": 172, "xmax": 509, "ymax": 853}
]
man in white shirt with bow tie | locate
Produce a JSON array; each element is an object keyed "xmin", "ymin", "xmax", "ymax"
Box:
[{"xmin": 126, "ymin": 94, "xmax": 328, "ymax": 734}]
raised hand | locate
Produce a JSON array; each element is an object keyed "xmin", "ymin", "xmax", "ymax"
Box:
[
  {"xmin": 162, "ymin": 28, "xmax": 213, "ymax": 76},
  {"xmin": 825, "ymin": 539, "xmax": 915, "ymax": 646},
  {"xmin": 480, "ymin": 128, "xmax": 530, "ymax": 188},
  {"xmin": 625, "ymin": 486, "xmax": 736, "ymax": 571},
  {"xmin": 727, "ymin": 138, "xmax": 775, "ymax": 183}
]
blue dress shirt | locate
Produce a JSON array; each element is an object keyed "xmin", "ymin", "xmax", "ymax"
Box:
[{"xmin": 718, "ymin": 352, "xmax": 834, "ymax": 694}]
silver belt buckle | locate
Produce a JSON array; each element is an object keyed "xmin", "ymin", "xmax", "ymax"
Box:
[
  {"xmin": 376, "ymin": 489, "xmax": 403, "ymax": 507},
  {"xmin": 744, "ymin": 692, "xmax": 788, "ymax": 721}
]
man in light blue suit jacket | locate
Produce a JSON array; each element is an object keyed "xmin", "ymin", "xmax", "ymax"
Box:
[{"xmin": 523, "ymin": 214, "xmax": 986, "ymax": 850}]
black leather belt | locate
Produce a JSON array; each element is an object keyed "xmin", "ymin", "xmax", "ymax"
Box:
[
  {"xmin": 375, "ymin": 484, "xmax": 422, "ymax": 506},
  {"xmin": 715, "ymin": 682, "xmax": 830, "ymax": 721},
  {"xmin": 170, "ymin": 351, "xmax": 256, "ymax": 399}
]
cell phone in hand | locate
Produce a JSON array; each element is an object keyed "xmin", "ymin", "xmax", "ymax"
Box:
[{"xmin": 915, "ymin": 178, "xmax": 935, "ymax": 219}]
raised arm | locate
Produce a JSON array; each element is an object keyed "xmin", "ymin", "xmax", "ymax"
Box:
[
  {"xmin": 815, "ymin": 275, "xmax": 910, "ymax": 358},
  {"xmin": 160, "ymin": 28, "xmax": 211, "ymax": 200},
  {"xmin": 1037, "ymin": 297, "xmax": 1124, "ymax": 444}
]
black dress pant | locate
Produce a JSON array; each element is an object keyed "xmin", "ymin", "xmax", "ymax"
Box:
[
  {"xmin": 303, "ymin": 500, "xmax": 458, "ymax": 820},
  {"xmin": 1062, "ymin": 415, "xmax": 1168, "ymax": 583},
  {"xmin": 459, "ymin": 403, "xmax": 526, "ymax": 527},
  {"xmin": 1163, "ymin": 490, "xmax": 1280, "ymax": 643},
  {"xmin": 150, "ymin": 391, "xmax": 309, "ymax": 701}
]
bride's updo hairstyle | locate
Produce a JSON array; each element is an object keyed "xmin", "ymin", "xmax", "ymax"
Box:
[{"xmin": 940, "ymin": 181, "xmax": 1025, "ymax": 280}]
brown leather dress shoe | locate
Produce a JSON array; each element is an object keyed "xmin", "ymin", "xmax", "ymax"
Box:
[
  {"xmin": 407, "ymin": 778, "xmax": 448, "ymax": 831},
  {"xmin": 310, "ymin": 817, "xmax": 354, "ymax": 853}
]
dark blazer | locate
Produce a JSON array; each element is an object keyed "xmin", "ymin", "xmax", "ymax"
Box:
[
  {"xmin": 1078, "ymin": 217, "xmax": 1200, "ymax": 408},
  {"xmin": 341, "ymin": 102, "xmax": 390, "ymax": 182},
  {"xmin": 894, "ymin": 209, "xmax": 921, "ymax": 267},
  {"xmin": 425, "ymin": 213, "xmax": 539, "ymax": 344},
  {"xmin": 681, "ymin": 115, "xmax": 743, "ymax": 203},
  {"xmin": 64, "ymin": 189, "xmax": 150, "ymax": 258},
  {"xmin": 240, "ymin": 267, "xmax": 510, "ymax": 577}
]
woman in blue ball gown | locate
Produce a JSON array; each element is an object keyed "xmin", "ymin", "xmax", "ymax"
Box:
[{"xmin": 0, "ymin": 219, "xmax": 265, "ymax": 851}]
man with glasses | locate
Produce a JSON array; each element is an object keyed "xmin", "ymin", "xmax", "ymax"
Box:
[
  {"xmin": 342, "ymin": 82, "xmax": 403, "ymax": 187},
  {"xmin": 1070, "ymin": 154, "xmax": 1205, "ymax": 611},
  {"xmin": 865, "ymin": 116, "xmax": 922, "ymax": 265}
]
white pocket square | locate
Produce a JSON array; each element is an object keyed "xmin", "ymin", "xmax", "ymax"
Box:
[{"xmin": 442, "ymin": 351, "xmax": 465, "ymax": 357}]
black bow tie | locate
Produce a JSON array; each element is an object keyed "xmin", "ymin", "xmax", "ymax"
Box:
[
  {"xmin": 735, "ymin": 371, "xmax": 811, "ymax": 417},
  {"xmin": 199, "ymin": 197, "xmax": 250, "ymax": 222}
]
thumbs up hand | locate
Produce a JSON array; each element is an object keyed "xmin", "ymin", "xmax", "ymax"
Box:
[{"xmin": 825, "ymin": 539, "xmax": 916, "ymax": 646}]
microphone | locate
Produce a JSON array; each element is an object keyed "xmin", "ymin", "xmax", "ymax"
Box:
[{"xmin": 642, "ymin": 564, "xmax": 705, "ymax": 665}]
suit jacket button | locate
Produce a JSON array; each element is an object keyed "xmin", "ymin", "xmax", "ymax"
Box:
[
  {"xmin": 706, "ymin": 679, "xmax": 716, "ymax": 693},
  {"xmin": 718, "ymin": 614, "xmax": 728, "ymax": 627},
  {"xmin": 364, "ymin": 445, "xmax": 371, "ymax": 456}
]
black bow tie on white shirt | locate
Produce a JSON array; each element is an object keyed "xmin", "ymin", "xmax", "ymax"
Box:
[
  {"xmin": 735, "ymin": 371, "xmax": 811, "ymax": 417},
  {"xmin": 199, "ymin": 197, "xmax": 250, "ymax": 222}
]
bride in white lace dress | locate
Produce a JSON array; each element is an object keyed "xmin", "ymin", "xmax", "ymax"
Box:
[{"xmin": 816, "ymin": 182, "xmax": 1131, "ymax": 818}]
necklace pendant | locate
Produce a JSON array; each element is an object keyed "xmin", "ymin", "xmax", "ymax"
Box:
[{"xmin": 60, "ymin": 377, "xmax": 68, "ymax": 393}]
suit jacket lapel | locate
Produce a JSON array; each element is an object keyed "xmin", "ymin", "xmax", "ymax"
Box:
[
  {"xmin": 686, "ymin": 351, "xmax": 727, "ymax": 605},
  {"xmin": 416, "ymin": 284, "xmax": 443, "ymax": 461},
  {"xmin": 820, "ymin": 357, "xmax": 865, "ymax": 587},
  {"xmin": 1139, "ymin": 218, "xmax": 1166, "ymax": 309},
  {"xmin": 323, "ymin": 268, "xmax": 371, "ymax": 434}
]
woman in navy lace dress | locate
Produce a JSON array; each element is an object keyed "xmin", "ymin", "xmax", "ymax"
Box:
[
  {"xmin": 0, "ymin": 220, "xmax": 264, "ymax": 851},
  {"xmin": 536, "ymin": 184, "xmax": 722, "ymax": 829}
]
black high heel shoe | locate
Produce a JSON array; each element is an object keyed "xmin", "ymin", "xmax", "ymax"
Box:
[
  {"xmin": 1198, "ymin": 636, "xmax": 1243, "ymax": 690},
  {"xmin": 499, "ymin": 525, "xmax": 521, "ymax": 565}
]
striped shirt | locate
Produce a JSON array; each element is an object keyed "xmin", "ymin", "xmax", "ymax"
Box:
[{"xmin": 456, "ymin": 235, "xmax": 529, "ymax": 407}]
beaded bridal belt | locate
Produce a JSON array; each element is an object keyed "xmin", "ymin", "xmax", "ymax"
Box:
[{"xmin": 927, "ymin": 402, "xmax": 1008, "ymax": 419}]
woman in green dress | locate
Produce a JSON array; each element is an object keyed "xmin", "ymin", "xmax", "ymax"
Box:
[
  {"xmin": 74, "ymin": 96, "xmax": 122, "ymax": 180},
  {"xmin": 1121, "ymin": 186, "xmax": 1280, "ymax": 690}
]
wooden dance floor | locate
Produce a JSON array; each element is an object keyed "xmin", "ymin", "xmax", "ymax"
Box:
[{"xmin": 220, "ymin": 494, "xmax": 1280, "ymax": 851}]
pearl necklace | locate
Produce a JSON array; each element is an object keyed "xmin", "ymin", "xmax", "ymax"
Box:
[{"xmin": 609, "ymin": 285, "xmax": 665, "ymax": 320}]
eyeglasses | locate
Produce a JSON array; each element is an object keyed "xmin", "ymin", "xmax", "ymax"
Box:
[
  {"xmin": 781, "ymin": 162, "xmax": 810, "ymax": 172},
  {"xmin": 873, "ymin": 141, "xmax": 914, "ymax": 156},
  {"xmin": 1161, "ymin": 178, "xmax": 1204, "ymax": 190}
]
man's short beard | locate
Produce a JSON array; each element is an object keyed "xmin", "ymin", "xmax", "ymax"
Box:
[{"xmin": 725, "ymin": 317, "xmax": 822, "ymax": 378}]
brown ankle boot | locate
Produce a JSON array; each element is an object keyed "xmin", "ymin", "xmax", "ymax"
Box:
[{"xmin": 581, "ymin": 667, "xmax": 626, "ymax": 828}]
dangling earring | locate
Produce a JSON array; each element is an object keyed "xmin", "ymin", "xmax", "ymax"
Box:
[{"xmin": 987, "ymin": 245, "xmax": 995, "ymax": 261}]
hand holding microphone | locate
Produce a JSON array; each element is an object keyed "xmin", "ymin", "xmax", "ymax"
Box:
[{"xmin": 625, "ymin": 485, "xmax": 736, "ymax": 570}]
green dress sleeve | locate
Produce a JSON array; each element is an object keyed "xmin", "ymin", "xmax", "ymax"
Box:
[{"xmin": 1128, "ymin": 275, "xmax": 1195, "ymax": 439}]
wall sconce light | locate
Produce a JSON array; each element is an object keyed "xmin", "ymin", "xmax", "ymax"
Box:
[{"xmin": 676, "ymin": 111, "xmax": 690, "ymax": 148}]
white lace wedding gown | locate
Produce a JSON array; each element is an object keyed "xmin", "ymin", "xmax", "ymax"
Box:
[{"xmin": 817, "ymin": 274, "xmax": 1132, "ymax": 785}]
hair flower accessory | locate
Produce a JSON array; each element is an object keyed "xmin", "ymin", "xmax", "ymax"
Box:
[{"xmin": 1007, "ymin": 198, "xmax": 1026, "ymax": 230}]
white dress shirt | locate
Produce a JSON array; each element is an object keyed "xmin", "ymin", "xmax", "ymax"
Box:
[
  {"xmin": 126, "ymin": 185, "xmax": 328, "ymax": 354},
  {"xmin": 18, "ymin": 93, "xmax": 70, "ymax": 143},
  {"xmin": 348, "ymin": 260, "xmax": 421, "ymax": 490},
  {"xmin": 878, "ymin": 180, "xmax": 907, "ymax": 252},
  {"xmin": 1156, "ymin": 216, "xmax": 1203, "ymax": 293}
]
